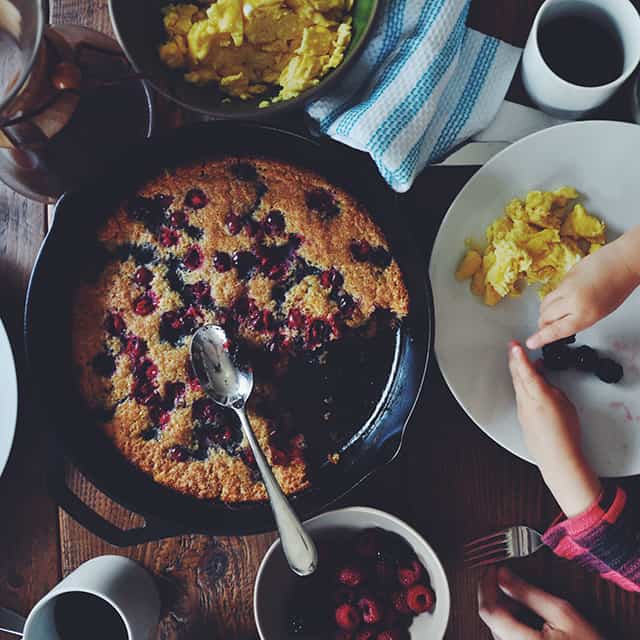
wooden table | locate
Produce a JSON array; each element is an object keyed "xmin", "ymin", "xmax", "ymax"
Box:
[{"xmin": 1, "ymin": 1, "xmax": 639, "ymax": 638}]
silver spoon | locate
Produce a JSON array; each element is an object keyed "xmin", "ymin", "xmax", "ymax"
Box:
[{"xmin": 190, "ymin": 324, "xmax": 317, "ymax": 576}]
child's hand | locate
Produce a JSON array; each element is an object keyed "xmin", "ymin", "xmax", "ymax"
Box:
[
  {"xmin": 478, "ymin": 566, "xmax": 603, "ymax": 640},
  {"xmin": 508, "ymin": 342, "xmax": 601, "ymax": 517},
  {"xmin": 527, "ymin": 235, "xmax": 640, "ymax": 349}
]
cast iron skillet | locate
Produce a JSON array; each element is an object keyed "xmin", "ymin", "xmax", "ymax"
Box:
[
  {"xmin": 108, "ymin": 0, "xmax": 380, "ymax": 119},
  {"xmin": 24, "ymin": 122, "xmax": 432, "ymax": 545}
]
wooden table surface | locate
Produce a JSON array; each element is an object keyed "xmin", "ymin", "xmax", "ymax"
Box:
[{"xmin": 2, "ymin": 1, "xmax": 640, "ymax": 638}]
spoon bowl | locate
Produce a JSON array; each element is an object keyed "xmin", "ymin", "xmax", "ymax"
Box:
[
  {"xmin": 190, "ymin": 325, "xmax": 318, "ymax": 576},
  {"xmin": 189, "ymin": 324, "xmax": 253, "ymax": 409}
]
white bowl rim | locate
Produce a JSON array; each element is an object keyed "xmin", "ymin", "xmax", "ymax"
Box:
[{"xmin": 253, "ymin": 506, "xmax": 451, "ymax": 640}]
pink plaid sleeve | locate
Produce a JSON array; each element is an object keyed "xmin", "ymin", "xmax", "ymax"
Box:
[{"xmin": 542, "ymin": 484, "xmax": 640, "ymax": 592}]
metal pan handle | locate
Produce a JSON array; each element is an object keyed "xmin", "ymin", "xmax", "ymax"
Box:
[{"xmin": 49, "ymin": 465, "xmax": 187, "ymax": 546}]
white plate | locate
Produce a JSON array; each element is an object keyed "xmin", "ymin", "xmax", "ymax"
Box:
[
  {"xmin": 430, "ymin": 121, "xmax": 640, "ymax": 478},
  {"xmin": 0, "ymin": 317, "xmax": 17, "ymax": 479}
]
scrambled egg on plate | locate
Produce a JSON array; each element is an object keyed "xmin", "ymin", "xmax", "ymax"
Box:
[
  {"xmin": 158, "ymin": 0, "xmax": 352, "ymax": 105},
  {"xmin": 455, "ymin": 188, "xmax": 606, "ymax": 306}
]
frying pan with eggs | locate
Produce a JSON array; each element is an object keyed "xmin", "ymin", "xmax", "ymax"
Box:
[{"xmin": 108, "ymin": 0, "xmax": 380, "ymax": 119}]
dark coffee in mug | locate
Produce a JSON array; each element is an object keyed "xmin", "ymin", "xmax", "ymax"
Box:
[
  {"xmin": 53, "ymin": 592, "xmax": 128, "ymax": 640},
  {"xmin": 538, "ymin": 11, "xmax": 624, "ymax": 87}
]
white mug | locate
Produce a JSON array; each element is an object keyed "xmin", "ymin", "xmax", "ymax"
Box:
[
  {"xmin": 7, "ymin": 556, "xmax": 160, "ymax": 640},
  {"xmin": 522, "ymin": 0, "xmax": 640, "ymax": 118}
]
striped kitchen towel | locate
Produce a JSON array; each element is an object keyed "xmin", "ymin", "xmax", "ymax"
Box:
[{"xmin": 307, "ymin": 0, "xmax": 521, "ymax": 192}]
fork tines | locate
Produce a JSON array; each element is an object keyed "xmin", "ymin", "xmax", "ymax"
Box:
[{"xmin": 463, "ymin": 529, "xmax": 511, "ymax": 568}]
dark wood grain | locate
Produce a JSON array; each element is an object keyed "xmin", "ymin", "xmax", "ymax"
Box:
[
  {"xmin": 58, "ymin": 467, "xmax": 276, "ymax": 639},
  {"xmin": 1, "ymin": 0, "xmax": 638, "ymax": 638},
  {"xmin": 50, "ymin": 0, "xmax": 113, "ymax": 37},
  {"xmin": 0, "ymin": 188, "xmax": 60, "ymax": 621},
  {"xmin": 467, "ymin": 0, "xmax": 539, "ymax": 47}
]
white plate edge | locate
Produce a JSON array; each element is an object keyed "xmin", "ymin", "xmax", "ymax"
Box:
[{"xmin": 0, "ymin": 317, "xmax": 18, "ymax": 479}]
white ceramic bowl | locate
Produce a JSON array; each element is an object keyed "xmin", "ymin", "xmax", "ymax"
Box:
[{"xmin": 254, "ymin": 507, "xmax": 450, "ymax": 639}]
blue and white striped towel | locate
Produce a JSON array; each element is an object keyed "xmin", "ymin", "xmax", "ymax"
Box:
[{"xmin": 307, "ymin": 0, "xmax": 521, "ymax": 192}]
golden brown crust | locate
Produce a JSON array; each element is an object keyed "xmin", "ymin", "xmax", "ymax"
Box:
[{"xmin": 73, "ymin": 157, "xmax": 408, "ymax": 502}]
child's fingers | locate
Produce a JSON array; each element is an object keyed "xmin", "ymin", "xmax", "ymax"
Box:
[
  {"xmin": 539, "ymin": 289, "xmax": 563, "ymax": 314},
  {"xmin": 478, "ymin": 565, "xmax": 499, "ymax": 610},
  {"xmin": 526, "ymin": 316, "xmax": 577, "ymax": 350},
  {"xmin": 479, "ymin": 603, "xmax": 541, "ymax": 640},
  {"xmin": 478, "ymin": 568, "xmax": 541, "ymax": 640},
  {"xmin": 538, "ymin": 297, "xmax": 569, "ymax": 329},
  {"xmin": 497, "ymin": 567, "xmax": 573, "ymax": 628},
  {"xmin": 508, "ymin": 342, "xmax": 544, "ymax": 392},
  {"xmin": 533, "ymin": 358, "xmax": 545, "ymax": 374},
  {"xmin": 508, "ymin": 343, "xmax": 528, "ymax": 393}
]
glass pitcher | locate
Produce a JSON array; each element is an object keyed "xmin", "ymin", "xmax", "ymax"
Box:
[{"xmin": 0, "ymin": 0, "xmax": 153, "ymax": 202}]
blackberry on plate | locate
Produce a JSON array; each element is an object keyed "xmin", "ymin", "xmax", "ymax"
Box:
[
  {"xmin": 596, "ymin": 357, "xmax": 624, "ymax": 383},
  {"xmin": 574, "ymin": 345, "xmax": 599, "ymax": 372},
  {"xmin": 542, "ymin": 335, "xmax": 623, "ymax": 384},
  {"xmin": 542, "ymin": 344, "xmax": 574, "ymax": 370}
]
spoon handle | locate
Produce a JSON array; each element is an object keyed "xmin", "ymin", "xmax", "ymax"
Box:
[{"xmin": 235, "ymin": 407, "xmax": 317, "ymax": 576}]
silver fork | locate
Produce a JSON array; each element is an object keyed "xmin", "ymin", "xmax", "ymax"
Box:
[{"xmin": 464, "ymin": 526, "xmax": 544, "ymax": 568}]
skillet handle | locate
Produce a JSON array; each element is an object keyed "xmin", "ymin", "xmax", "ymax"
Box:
[{"xmin": 49, "ymin": 466, "xmax": 187, "ymax": 546}]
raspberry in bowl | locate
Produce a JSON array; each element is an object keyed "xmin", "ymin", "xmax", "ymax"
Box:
[{"xmin": 254, "ymin": 507, "xmax": 450, "ymax": 639}]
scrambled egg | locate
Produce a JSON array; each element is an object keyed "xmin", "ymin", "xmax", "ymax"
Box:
[
  {"xmin": 455, "ymin": 188, "xmax": 606, "ymax": 306},
  {"xmin": 158, "ymin": 0, "xmax": 352, "ymax": 105}
]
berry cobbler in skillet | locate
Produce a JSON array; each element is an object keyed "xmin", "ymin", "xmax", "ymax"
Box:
[{"xmin": 72, "ymin": 158, "xmax": 409, "ymax": 503}]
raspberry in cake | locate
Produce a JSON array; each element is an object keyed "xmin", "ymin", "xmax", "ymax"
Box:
[{"xmin": 72, "ymin": 157, "xmax": 409, "ymax": 503}]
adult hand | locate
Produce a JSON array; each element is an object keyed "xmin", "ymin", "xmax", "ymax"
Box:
[
  {"xmin": 508, "ymin": 342, "xmax": 601, "ymax": 517},
  {"xmin": 478, "ymin": 566, "xmax": 602, "ymax": 640}
]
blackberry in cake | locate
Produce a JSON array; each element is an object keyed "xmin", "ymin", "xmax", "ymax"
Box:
[{"xmin": 72, "ymin": 157, "xmax": 409, "ymax": 502}]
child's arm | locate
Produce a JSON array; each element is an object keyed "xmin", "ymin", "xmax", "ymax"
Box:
[
  {"xmin": 542, "ymin": 484, "xmax": 640, "ymax": 593},
  {"xmin": 509, "ymin": 342, "xmax": 601, "ymax": 517},
  {"xmin": 527, "ymin": 225, "xmax": 640, "ymax": 349},
  {"xmin": 509, "ymin": 342, "xmax": 640, "ymax": 592}
]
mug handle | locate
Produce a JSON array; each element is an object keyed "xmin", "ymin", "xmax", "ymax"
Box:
[
  {"xmin": 48, "ymin": 464, "xmax": 187, "ymax": 546},
  {"xmin": 0, "ymin": 607, "xmax": 25, "ymax": 637}
]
